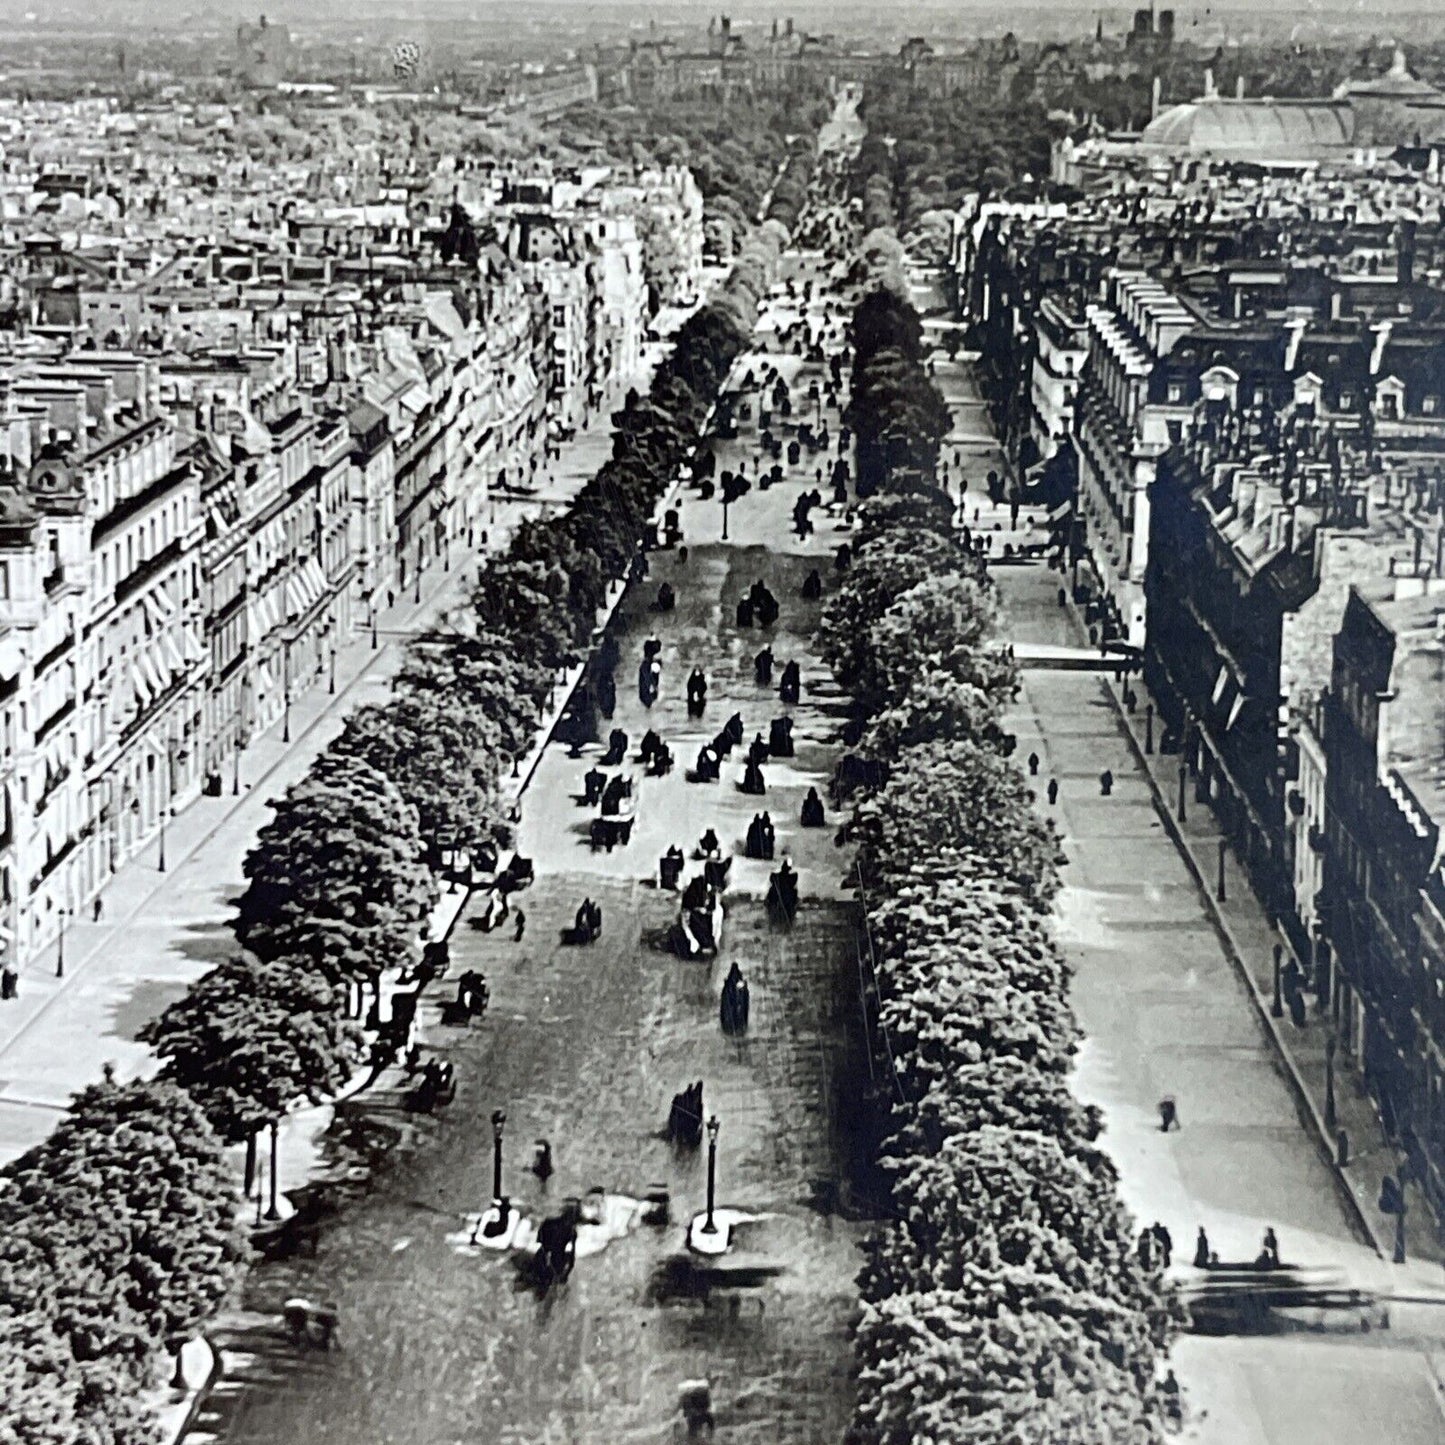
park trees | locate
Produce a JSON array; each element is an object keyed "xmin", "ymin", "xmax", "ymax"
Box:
[
  {"xmin": 142, "ymin": 954, "xmax": 360, "ymax": 1196},
  {"xmin": 0, "ymin": 1080, "xmax": 244, "ymax": 1441},
  {"xmin": 236, "ymin": 752, "xmax": 435, "ymax": 987},
  {"xmin": 830, "ymin": 270, "xmax": 1178, "ymax": 1443},
  {"xmin": 331, "ymin": 697, "xmax": 507, "ymax": 868}
]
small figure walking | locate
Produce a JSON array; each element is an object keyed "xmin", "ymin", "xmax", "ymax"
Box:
[
  {"xmin": 1046, "ymin": 778, "xmax": 1059, "ymax": 807},
  {"xmin": 1150, "ymin": 1221, "xmax": 1173, "ymax": 1267},
  {"xmin": 1193, "ymin": 1226, "xmax": 1211, "ymax": 1269},
  {"xmin": 1028, "ymin": 751, "xmax": 1040, "ymax": 777},
  {"xmin": 513, "ymin": 908, "xmax": 526, "ymax": 942},
  {"xmin": 1261, "ymin": 1227, "xmax": 1280, "ymax": 1269},
  {"xmin": 1100, "ymin": 768, "xmax": 1114, "ymax": 797},
  {"xmin": 1158, "ymin": 1095, "xmax": 1179, "ymax": 1132},
  {"xmin": 93, "ymin": 897, "xmax": 104, "ymax": 922},
  {"xmin": 102, "ymin": 1061, "xmax": 116, "ymax": 1085},
  {"xmin": 1, "ymin": 963, "xmax": 17, "ymax": 1000}
]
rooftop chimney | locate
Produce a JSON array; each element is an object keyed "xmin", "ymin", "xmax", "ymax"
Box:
[{"xmin": 1203, "ymin": 68, "xmax": 1217, "ymax": 101}]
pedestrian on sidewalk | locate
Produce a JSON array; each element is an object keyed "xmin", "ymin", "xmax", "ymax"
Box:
[
  {"xmin": 1100, "ymin": 768, "xmax": 1114, "ymax": 797},
  {"xmin": 1, "ymin": 963, "xmax": 16, "ymax": 1000},
  {"xmin": 513, "ymin": 908, "xmax": 526, "ymax": 942},
  {"xmin": 1261, "ymin": 1227, "xmax": 1280, "ymax": 1269},
  {"xmin": 1046, "ymin": 778, "xmax": 1059, "ymax": 807},
  {"xmin": 1158, "ymin": 1095, "xmax": 1179, "ymax": 1131},
  {"xmin": 1027, "ymin": 751, "xmax": 1040, "ymax": 777},
  {"xmin": 1193, "ymin": 1227, "xmax": 1211, "ymax": 1269},
  {"xmin": 1136, "ymin": 1228, "xmax": 1155, "ymax": 1270},
  {"xmin": 1150, "ymin": 1221, "xmax": 1173, "ymax": 1267}
]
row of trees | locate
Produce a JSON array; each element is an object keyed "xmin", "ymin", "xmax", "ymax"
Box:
[
  {"xmin": 842, "ymin": 288, "xmax": 953, "ymax": 498},
  {"xmin": 1, "ymin": 1080, "xmax": 246, "ymax": 1443},
  {"xmin": 824, "ymin": 280, "xmax": 1181, "ymax": 1443},
  {"xmin": 0, "ymin": 172, "xmax": 805, "ymax": 1445}
]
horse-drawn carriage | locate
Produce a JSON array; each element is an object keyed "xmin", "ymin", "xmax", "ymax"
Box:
[
  {"xmin": 534, "ymin": 1205, "xmax": 579, "ymax": 1289},
  {"xmin": 720, "ymin": 964, "xmax": 750, "ymax": 1034},
  {"xmin": 668, "ymin": 1081, "xmax": 706, "ymax": 1146},
  {"xmin": 496, "ymin": 853, "xmax": 534, "ymax": 894},
  {"xmin": 590, "ymin": 803, "xmax": 635, "ymax": 852},
  {"xmin": 768, "ymin": 861, "xmax": 799, "ymax": 922},
  {"xmin": 407, "ymin": 1056, "xmax": 456, "ymax": 1113}
]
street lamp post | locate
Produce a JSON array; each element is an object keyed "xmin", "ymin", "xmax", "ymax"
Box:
[
  {"xmin": 722, "ymin": 494, "xmax": 730, "ymax": 542},
  {"xmin": 702, "ymin": 1114, "xmax": 720, "ymax": 1234},
  {"xmin": 1324, "ymin": 1032, "xmax": 1338, "ymax": 1130},
  {"xmin": 1177, "ymin": 760, "xmax": 1187, "ymax": 824},
  {"xmin": 282, "ymin": 682, "xmax": 291, "ymax": 744},
  {"xmin": 1216, "ymin": 837, "xmax": 1227, "ymax": 903},
  {"xmin": 328, "ymin": 643, "xmax": 337, "ymax": 696},
  {"xmin": 56, "ymin": 907, "xmax": 68, "ymax": 979},
  {"xmin": 1271, "ymin": 942, "xmax": 1284, "ymax": 1018},
  {"xmin": 266, "ymin": 1119, "xmax": 281, "ymax": 1221},
  {"xmin": 491, "ymin": 1108, "xmax": 507, "ymax": 1202},
  {"xmin": 1144, "ymin": 703, "xmax": 1154, "ymax": 755}
]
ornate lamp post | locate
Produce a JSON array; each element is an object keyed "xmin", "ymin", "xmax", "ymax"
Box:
[
  {"xmin": 702, "ymin": 1115, "xmax": 720, "ymax": 1234},
  {"xmin": 491, "ymin": 1107, "xmax": 507, "ymax": 1202},
  {"xmin": 56, "ymin": 907, "xmax": 69, "ymax": 979}
]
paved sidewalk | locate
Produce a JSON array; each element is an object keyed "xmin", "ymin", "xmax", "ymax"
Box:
[
  {"xmin": 1050, "ymin": 564, "xmax": 1445, "ymax": 1282},
  {"xmin": 0, "ymin": 372, "xmax": 643, "ymax": 1167}
]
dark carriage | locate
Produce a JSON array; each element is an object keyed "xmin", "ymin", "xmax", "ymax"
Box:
[
  {"xmin": 600, "ymin": 773, "xmax": 634, "ymax": 815},
  {"xmin": 497, "ymin": 854, "xmax": 534, "ymax": 893},
  {"xmin": 533, "ymin": 1205, "xmax": 579, "ymax": 1289},
  {"xmin": 768, "ymin": 862, "xmax": 799, "ymax": 922},
  {"xmin": 601, "ymin": 728, "xmax": 629, "ymax": 766},
  {"xmin": 590, "ymin": 813, "xmax": 634, "ymax": 851},
  {"xmin": 720, "ymin": 964, "xmax": 750, "ymax": 1034},
  {"xmin": 668, "ymin": 1081, "xmax": 705, "ymax": 1146}
]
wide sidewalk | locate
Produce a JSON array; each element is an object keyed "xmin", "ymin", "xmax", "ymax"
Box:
[
  {"xmin": 1052, "ymin": 558, "xmax": 1445, "ymax": 1282},
  {"xmin": 0, "ymin": 371, "xmax": 643, "ymax": 1167}
]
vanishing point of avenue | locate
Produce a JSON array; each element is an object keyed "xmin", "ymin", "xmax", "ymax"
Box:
[{"xmin": 4, "ymin": 5, "xmax": 1445, "ymax": 1443}]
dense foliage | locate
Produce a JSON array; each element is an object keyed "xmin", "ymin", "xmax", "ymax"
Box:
[
  {"xmin": 555, "ymin": 88, "xmax": 828, "ymax": 258},
  {"xmin": 0, "ymin": 1081, "xmax": 245, "ymax": 1445},
  {"xmin": 828, "ymin": 272, "xmax": 1180, "ymax": 1443},
  {"xmin": 851, "ymin": 75, "xmax": 1055, "ymax": 240}
]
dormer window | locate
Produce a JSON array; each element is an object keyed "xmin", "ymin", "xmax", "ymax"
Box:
[
  {"xmin": 1167, "ymin": 381, "xmax": 1183, "ymax": 404},
  {"xmin": 1339, "ymin": 390, "xmax": 1355, "ymax": 411},
  {"xmin": 1423, "ymin": 395, "xmax": 1439, "ymax": 416}
]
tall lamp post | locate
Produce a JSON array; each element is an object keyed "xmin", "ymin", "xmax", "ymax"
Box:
[
  {"xmin": 282, "ymin": 642, "xmax": 292, "ymax": 744},
  {"xmin": 56, "ymin": 907, "xmax": 69, "ymax": 979},
  {"xmin": 1324, "ymin": 1032, "xmax": 1338, "ymax": 1130},
  {"xmin": 702, "ymin": 1114, "xmax": 720, "ymax": 1234},
  {"xmin": 490, "ymin": 1108, "xmax": 507, "ymax": 1202}
]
